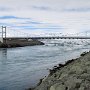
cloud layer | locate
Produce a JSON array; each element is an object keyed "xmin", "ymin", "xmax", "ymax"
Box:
[{"xmin": 0, "ymin": 0, "xmax": 90, "ymax": 36}]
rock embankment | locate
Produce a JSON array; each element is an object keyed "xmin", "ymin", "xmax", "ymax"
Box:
[
  {"xmin": 32, "ymin": 51, "xmax": 90, "ymax": 90},
  {"xmin": 0, "ymin": 39, "xmax": 44, "ymax": 48}
]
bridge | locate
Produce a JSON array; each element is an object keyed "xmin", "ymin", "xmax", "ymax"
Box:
[
  {"xmin": 0, "ymin": 26, "xmax": 90, "ymax": 43},
  {"xmin": 5, "ymin": 36, "xmax": 90, "ymax": 40}
]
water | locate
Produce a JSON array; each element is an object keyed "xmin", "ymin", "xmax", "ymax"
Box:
[{"xmin": 0, "ymin": 39, "xmax": 90, "ymax": 90}]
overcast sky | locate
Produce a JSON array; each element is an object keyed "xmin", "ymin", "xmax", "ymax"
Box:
[{"xmin": 0, "ymin": 0, "xmax": 90, "ymax": 35}]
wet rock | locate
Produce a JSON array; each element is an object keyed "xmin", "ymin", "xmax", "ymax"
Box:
[{"xmin": 80, "ymin": 52, "xmax": 88, "ymax": 56}]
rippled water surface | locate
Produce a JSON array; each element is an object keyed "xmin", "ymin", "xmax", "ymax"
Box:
[{"xmin": 0, "ymin": 39, "xmax": 90, "ymax": 90}]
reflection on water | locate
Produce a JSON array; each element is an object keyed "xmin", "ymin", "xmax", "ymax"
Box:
[
  {"xmin": 0, "ymin": 49, "xmax": 7, "ymax": 65},
  {"xmin": 0, "ymin": 48, "xmax": 7, "ymax": 57},
  {"xmin": 0, "ymin": 39, "xmax": 90, "ymax": 90}
]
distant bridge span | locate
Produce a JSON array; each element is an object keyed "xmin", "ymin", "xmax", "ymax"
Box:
[
  {"xmin": 4, "ymin": 36, "xmax": 90, "ymax": 40},
  {"xmin": 1, "ymin": 26, "xmax": 90, "ymax": 45}
]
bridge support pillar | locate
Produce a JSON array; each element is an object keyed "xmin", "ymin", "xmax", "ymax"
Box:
[{"xmin": 0, "ymin": 26, "xmax": 7, "ymax": 43}]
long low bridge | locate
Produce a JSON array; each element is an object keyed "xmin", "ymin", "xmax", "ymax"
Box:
[
  {"xmin": 1, "ymin": 26, "xmax": 90, "ymax": 43},
  {"xmin": 5, "ymin": 36, "xmax": 90, "ymax": 40}
]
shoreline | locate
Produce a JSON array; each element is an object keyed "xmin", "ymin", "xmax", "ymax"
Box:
[
  {"xmin": 0, "ymin": 39, "xmax": 44, "ymax": 48},
  {"xmin": 29, "ymin": 51, "xmax": 90, "ymax": 90}
]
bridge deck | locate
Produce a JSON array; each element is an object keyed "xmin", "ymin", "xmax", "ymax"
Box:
[{"xmin": 4, "ymin": 36, "xmax": 90, "ymax": 40}]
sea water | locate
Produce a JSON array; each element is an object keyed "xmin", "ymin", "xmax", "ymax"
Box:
[{"xmin": 0, "ymin": 39, "xmax": 90, "ymax": 90}]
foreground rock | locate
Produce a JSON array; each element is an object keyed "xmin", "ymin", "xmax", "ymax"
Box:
[
  {"xmin": 0, "ymin": 39, "xmax": 44, "ymax": 48},
  {"xmin": 32, "ymin": 51, "xmax": 90, "ymax": 90}
]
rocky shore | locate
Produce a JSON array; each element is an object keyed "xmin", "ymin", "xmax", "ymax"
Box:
[
  {"xmin": 30, "ymin": 51, "xmax": 90, "ymax": 90},
  {"xmin": 0, "ymin": 39, "xmax": 44, "ymax": 48}
]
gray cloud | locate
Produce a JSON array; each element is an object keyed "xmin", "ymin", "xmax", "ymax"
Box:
[
  {"xmin": 64, "ymin": 8, "xmax": 90, "ymax": 12},
  {"xmin": 0, "ymin": 7, "xmax": 12, "ymax": 11},
  {"xmin": 32, "ymin": 6, "xmax": 52, "ymax": 11}
]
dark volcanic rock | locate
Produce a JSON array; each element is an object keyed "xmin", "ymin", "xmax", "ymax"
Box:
[{"xmin": 0, "ymin": 39, "xmax": 44, "ymax": 48}]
